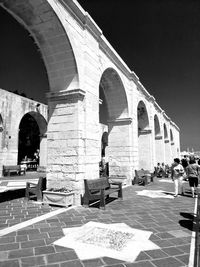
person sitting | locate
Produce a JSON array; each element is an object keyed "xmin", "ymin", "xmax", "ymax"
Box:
[{"xmin": 156, "ymin": 163, "xmax": 163, "ymax": 177}]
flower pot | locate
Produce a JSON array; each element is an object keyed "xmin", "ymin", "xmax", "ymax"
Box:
[{"xmin": 43, "ymin": 190, "xmax": 74, "ymax": 207}]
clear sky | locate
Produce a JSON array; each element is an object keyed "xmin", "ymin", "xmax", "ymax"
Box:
[{"xmin": 0, "ymin": 0, "xmax": 200, "ymax": 151}]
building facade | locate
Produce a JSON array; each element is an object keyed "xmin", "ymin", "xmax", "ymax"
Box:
[{"xmin": 0, "ymin": 0, "xmax": 180, "ymax": 204}]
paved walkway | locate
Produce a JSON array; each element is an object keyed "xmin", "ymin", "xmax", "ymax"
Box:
[{"xmin": 0, "ymin": 176, "xmax": 197, "ymax": 267}]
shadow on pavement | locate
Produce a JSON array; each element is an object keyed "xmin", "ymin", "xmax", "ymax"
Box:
[
  {"xmin": 0, "ymin": 189, "xmax": 25, "ymax": 203},
  {"xmin": 179, "ymin": 212, "xmax": 195, "ymax": 231}
]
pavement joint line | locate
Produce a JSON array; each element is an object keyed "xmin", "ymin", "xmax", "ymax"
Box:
[
  {"xmin": 0, "ymin": 205, "xmax": 76, "ymax": 237},
  {"xmin": 188, "ymin": 196, "xmax": 197, "ymax": 267}
]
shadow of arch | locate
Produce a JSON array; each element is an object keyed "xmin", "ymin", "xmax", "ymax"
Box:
[
  {"xmin": 99, "ymin": 68, "xmax": 128, "ymax": 122},
  {"xmin": 137, "ymin": 101, "xmax": 151, "ymax": 170}
]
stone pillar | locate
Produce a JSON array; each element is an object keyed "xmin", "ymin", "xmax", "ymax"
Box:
[
  {"xmin": 107, "ymin": 118, "xmax": 133, "ymax": 185},
  {"xmin": 155, "ymin": 135, "xmax": 164, "ymax": 165},
  {"xmin": 171, "ymin": 142, "xmax": 176, "ymax": 161},
  {"xmin": 164, "ymin": 139, "xmax": 171, "ymax": 165},
  {"xmin": 46, "ymin": 89, "xmax": 85, "ymax": 205},
  {"xmin": 138, "ymin": 129, "xmax": 152, "ymax": 170},
  {"xmin": 0, "ymin": 126, "xmax": 3, "ymax": 175},
  {"xmin": 38, "ymin": 134, "xmax": 47, "ymax": 172}
]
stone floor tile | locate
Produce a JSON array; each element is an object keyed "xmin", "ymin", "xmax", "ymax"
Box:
[
  {"xmin": 162, "ymin": 246, "xmax": 185, "ymax": 256},
  {"xmin": 82, "ymin": 258, "xmax": 104, "ymax": 267},
  {"xmin": 135, "ymin": 251, "xmax": 151, "ymax": 261},
  {"xmin": 102, "ymin": 256, "xmax": 125, "ymax": 265},
  {"xmin": 144, "ymin": 249, "xmax": 169, "ymax": 259},
  {"xmin": 47, "ymin": 251, "xmax": 78, "ymax": 264},
  {"xmin": 20, "ymin": 255, "xmax": 46, "ymax": 267},
  {"xmin": 0, "ymin": 259, "xmax": 20, "ymax": 267},
  {"xmin": 152, "ymin": 256, "xmax": 184, "ymax": 267},
  {"xmin": 60, "ymin": 260, "xmax": 84, "ymax": 267},
  {"xmin": 125, "ymin": 261, "xmax": 155, "ymax": 266},
  {"xmin": 34, "ymin": 245, "xmax": 55, "ymax": 255},
  {"xmin": 175, "ymin": 254, "xmax": 190, "ymax": 265}
]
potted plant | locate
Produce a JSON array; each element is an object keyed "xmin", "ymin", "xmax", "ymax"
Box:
[{"xmin": 43, "ymin": 187, "xmax": 74, "ymax": 207}]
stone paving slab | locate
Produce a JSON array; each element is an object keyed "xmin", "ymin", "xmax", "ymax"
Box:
[{"xmin": 0, "ymin": 178, "xmax": 196, "ymax": 266}]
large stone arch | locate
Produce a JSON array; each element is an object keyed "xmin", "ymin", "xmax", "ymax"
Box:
[
  {"xmin": 154, "ymin": 114, "xmax": 164, "ymax": 165},
  {"xmin": 99, "ymin": 68, "xmax": 132, "ymax": 182},
  {"xmin": 137, "ymin": 100, "xmax": 151, "ymax": 170},
  {"xmin": 0, "ymin": 0, "xmax": 80, "ymax": 93}
]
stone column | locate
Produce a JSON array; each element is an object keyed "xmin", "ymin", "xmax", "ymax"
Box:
[
  {"xmin": 46, "ymin": 89, "xmax": 85, "ymax": 205},
  {"xmin": 107, "ymin": 118, "xmax": 133, "ymax": 185},
  {"xmin": 38, "ymin": 133, "xmax": 47, "ymax": 172},
  {"xmin": 138, "ymin": 129, "xmax": 152, "ymax": 170},
  {"xmin": 155, "ymin": 135, "xmax": 164, "ymax": 165},
  {"xmin": 164, "ymin": 139, "xmax": 171, "ymax": 165}
]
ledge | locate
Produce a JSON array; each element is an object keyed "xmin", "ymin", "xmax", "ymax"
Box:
[{"xmin": 46, "ymin": 89, "xmax": 86, "ymax": 102}]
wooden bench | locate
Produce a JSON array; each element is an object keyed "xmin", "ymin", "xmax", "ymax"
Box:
[
  {"xmin": 83, "ymin": 177, "xmax": 123, "ymax": 209},
  {"xmin": 133, "ymin": 169, "xmax": 153, "ymax": 186},
  {"xmin": 3, "ymin": 165, "xmax": 26, "ymax": 176},
  {"xmin": 26, "ymin": 176, "xmax": 46, "ymax": 202}
]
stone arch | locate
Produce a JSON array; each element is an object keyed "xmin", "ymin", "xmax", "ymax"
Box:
[
  {"xmin": 163, "ymin": 123, "xmax": 171, "ymax": 164},
  {"xmin": 154, "ymin": 114, "xmax": 163, "ymax": 165},
  {"xmin": 137, "ymin": 101, "xmax": 151, "ymax": 170},
  {"xmin": 99, "ymin": 68, "xmax": 131, "ymax": 180},
  {"xmin": 0, "ymin": 0, "xmax": 80, "ymax": 93},
  {"xmin": 18, "ymin": 111, "xmax": 47, "ymax": 169}
]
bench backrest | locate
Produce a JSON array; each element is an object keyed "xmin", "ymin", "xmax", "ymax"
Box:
[
  {"xmin": 135, "ymin": 170, "xmax": 146, "ymax": 178},
  {"xmin": 84, "ymin": 178, "xmax": 110, "ymax": 193},
  {"xmin": 3, "ymin": 165, "xmax": 20, "ymax": 170},
  {"xmin": 37, "ymin": 176, "xmax": 47, "ymax": 190}
]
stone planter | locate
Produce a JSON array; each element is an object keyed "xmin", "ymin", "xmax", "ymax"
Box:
[
  {"xmin": 43, "ymin": 190, "xmax": 74, "ymax": 207},
  {"xmin": 109, "ymin": 175, "xmax": 127, "ymax": 185}
]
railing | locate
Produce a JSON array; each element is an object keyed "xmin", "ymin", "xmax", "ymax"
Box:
[{"xmin": 194, "ymin": 187, "xmax": 200, "ymax": 266}]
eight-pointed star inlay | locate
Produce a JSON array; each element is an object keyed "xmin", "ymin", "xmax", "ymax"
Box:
[{"xmin": 54, "ymin": 221, "xmax": 160, "ymax": 262}]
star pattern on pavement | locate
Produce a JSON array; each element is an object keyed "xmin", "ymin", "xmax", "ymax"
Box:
[
  {"xmin": 53, "ymin": 221, "xmax": 160, "ymax": 262},
  {"xmin": 136, "ymin": 189, "xmax": 174, "ymax": 199}
]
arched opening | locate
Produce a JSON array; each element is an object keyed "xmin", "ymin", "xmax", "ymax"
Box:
[
  {"xmin": 154, "ymin": 114, "xmax": 163, "ymax": 165},
  {"xmin": 99, "ymin": 68, "xmax": 131, "ymax": 180},
  {"xmin": 163, "ymin": 123, "xmax": 171, "ymax": 164},
  {"xmin": 0, "ymin": 6, "xmax": 49, "ymax": 103},
  {"xmin": 0, "ymin": 115, "xmax": 3, "ymax": 151},
  {"xmin": 18, "ymin": 112, "xmax": 47, "ymax": 171},
  {"xmin": 170, "ymin": 129, "xmax": 176, "ymax": 159},
  {"xmin": 138, "ymin": 101, "xmax": 151, "ymax": 170}
]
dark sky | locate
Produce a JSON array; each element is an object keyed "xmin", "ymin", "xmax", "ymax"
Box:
[
  {"xmin": 0, "ymin": 0, "xmax": 200, "ymax": 151},
  {"xmin": 78, "ymin": 0, "xmax": 200, "ymax": 152}
]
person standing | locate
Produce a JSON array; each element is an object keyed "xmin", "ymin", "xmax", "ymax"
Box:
[
  {"xmin": 186, "ymin": 158, "xmax": 200, "ymax": 198},
  {"xmin": 171, "ymin": 158, "xmax": 184, "ymax": 197},
  {"xmin": 181, "ymin": 155, "xmax": 189, "ymax": 171}
]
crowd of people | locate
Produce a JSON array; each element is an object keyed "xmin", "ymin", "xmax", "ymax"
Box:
[{"xmin": 156, "ymin": 155, "xmax": 200, "ymax": 198}]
